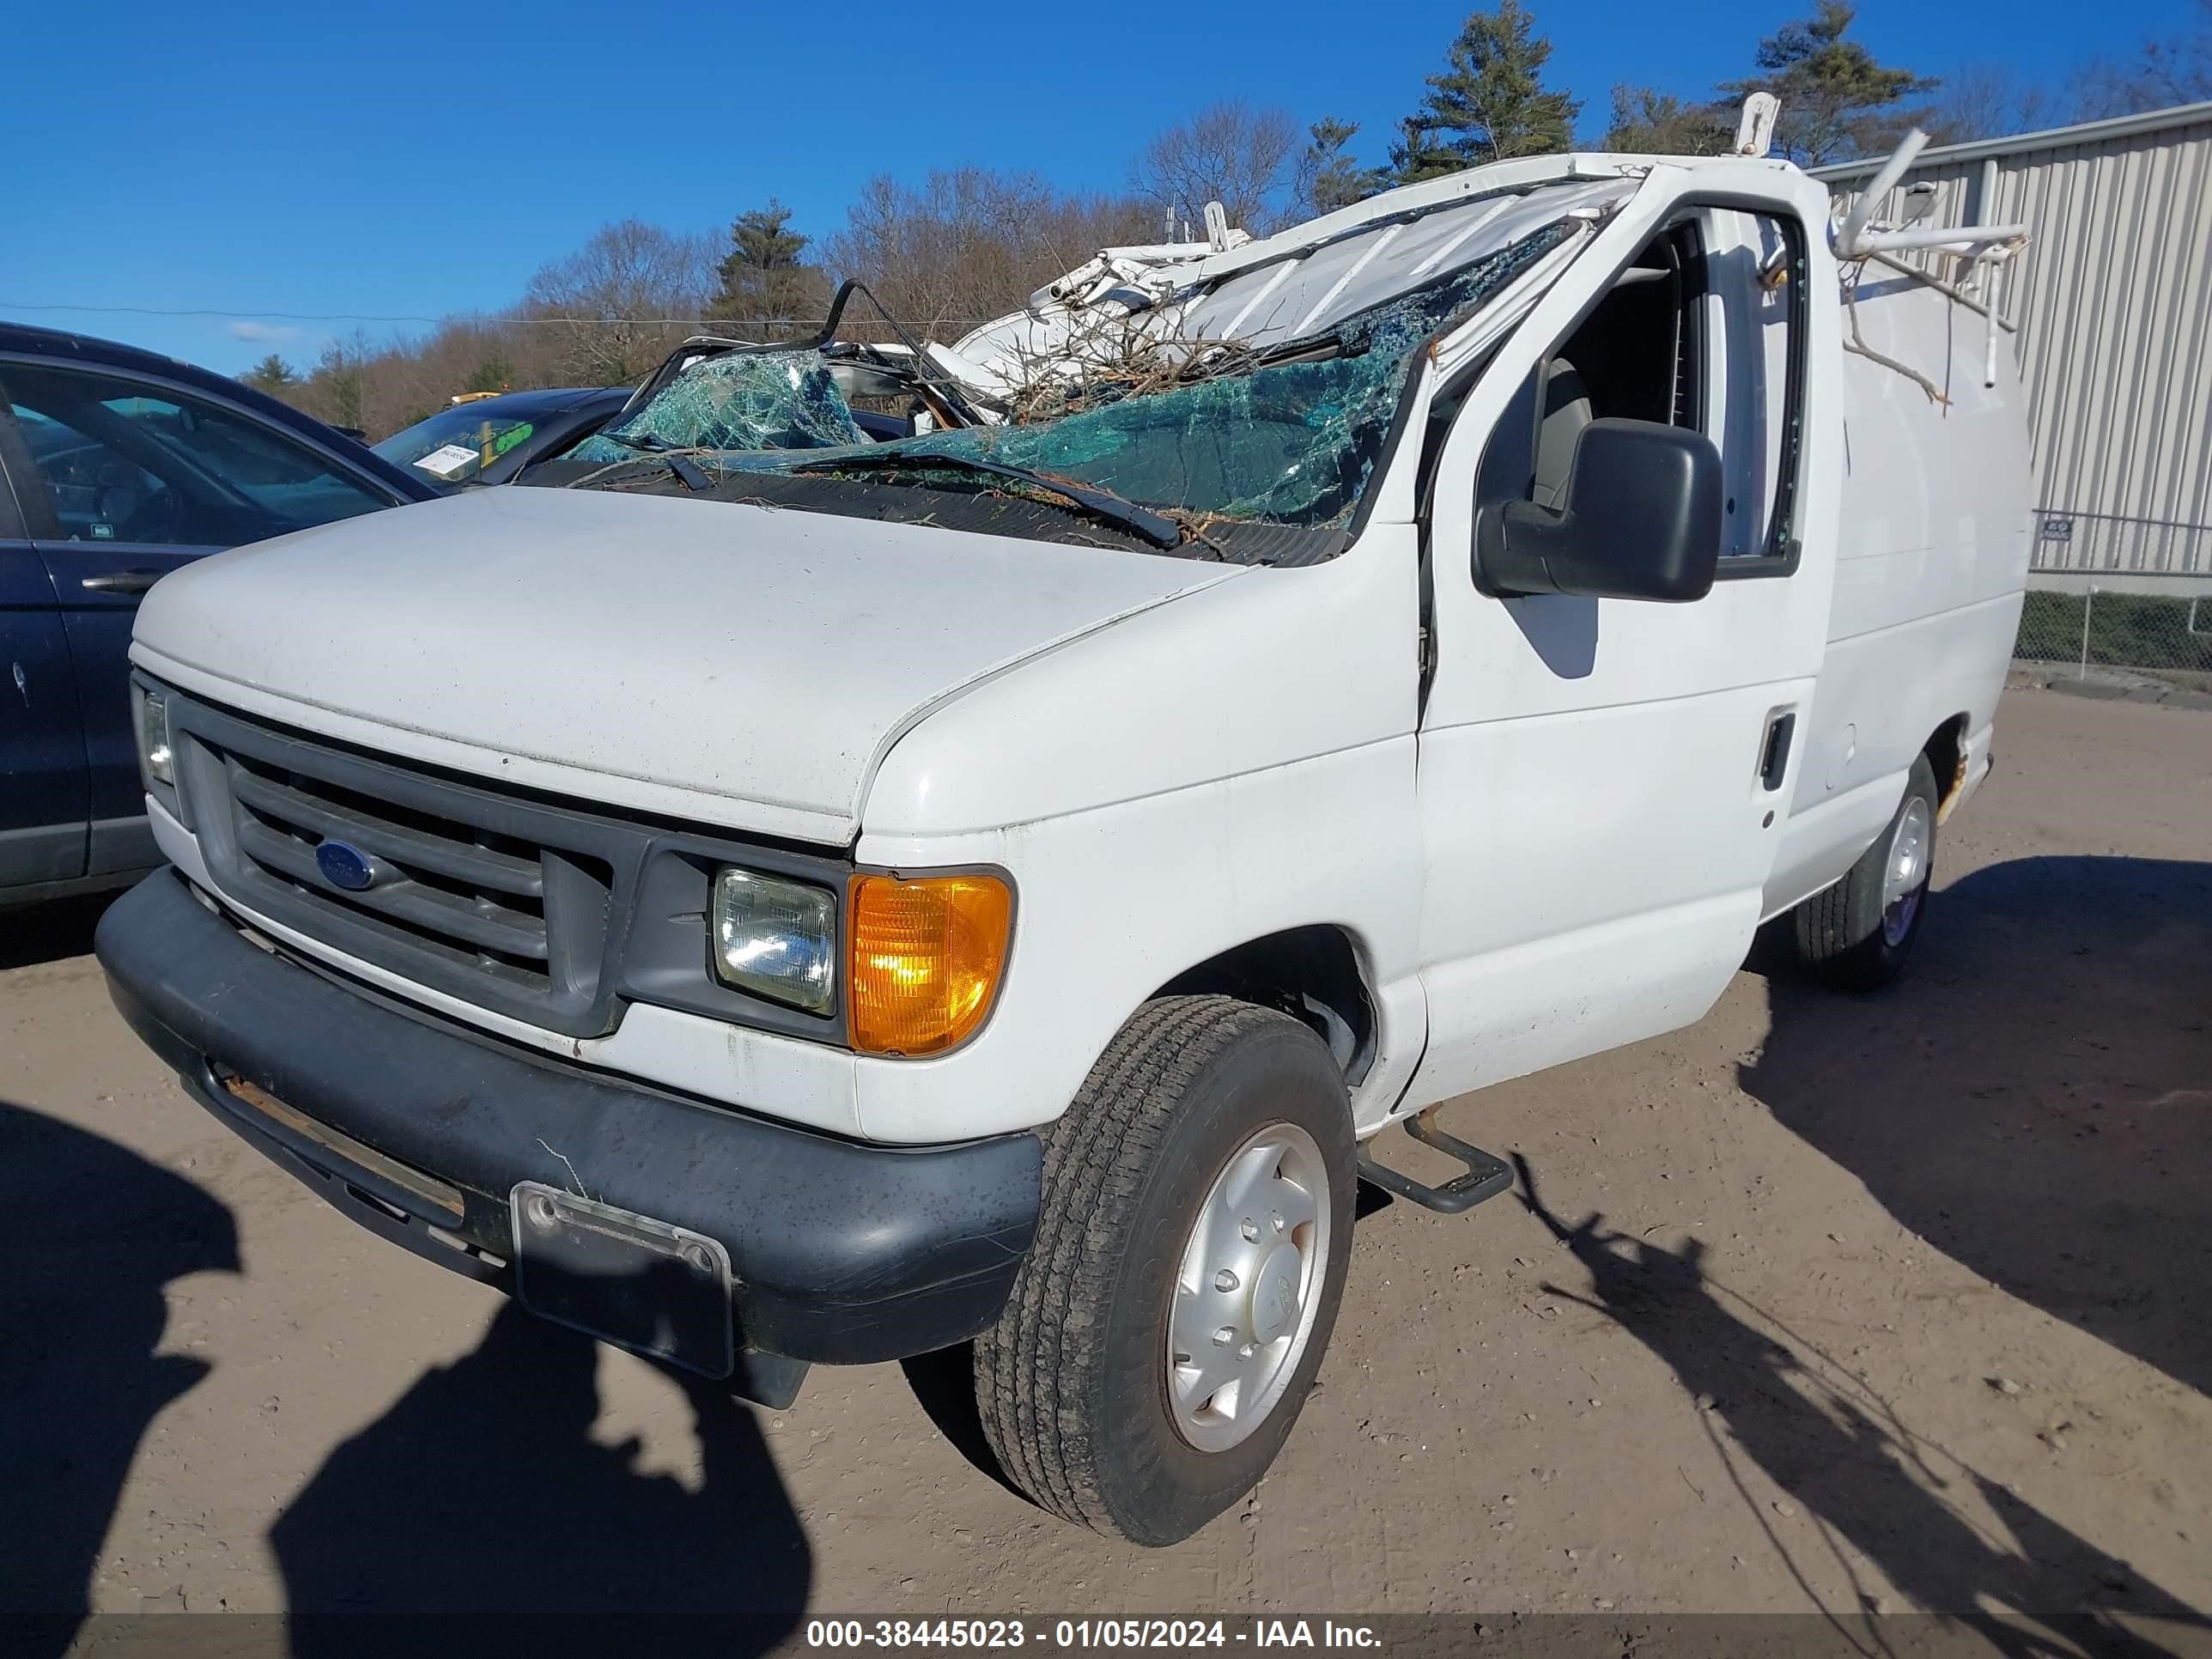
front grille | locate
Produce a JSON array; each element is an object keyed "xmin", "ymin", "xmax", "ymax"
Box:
[
  {"xmin": 155, "ymin": 683, "xmax": 860, "ymax": 1048},
  {"xmin": 223, "ymin": 749, "xmax": 557, "ymax": 991},
  {"xmin": 171, "ymin": 696, "xmax": 630, "ymax": 1036}
]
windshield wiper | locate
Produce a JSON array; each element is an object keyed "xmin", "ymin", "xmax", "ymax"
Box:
[
  {"xmin": 598, "ymin": 429, "xmax": 713, "ymax": 490},
  {"xmin": 787, "ymin": 450, "xmax": 1182, "ymax": 550}
]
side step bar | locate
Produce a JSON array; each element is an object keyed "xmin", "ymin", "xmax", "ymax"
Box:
[{"xmin": 1356, "ymin": 1113, "xmax": 1515, "ymax": 1214}]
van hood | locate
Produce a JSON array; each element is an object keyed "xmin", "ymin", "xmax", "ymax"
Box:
[{"xmin": 131, "ymin": 486, "xmax": 1242, "ymax": 844}]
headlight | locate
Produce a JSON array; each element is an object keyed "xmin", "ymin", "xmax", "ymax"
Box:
[
  {"xmin": 847, "ymin": 872, "xmax": 1012, "ymax": 1056},
  {"xmin": 134, "ymin": 686, "xmax": 174, "ymax": 787},
  {"xmin": 710, "ymin": 868, "xmax": 836, "ymax": 1014}
]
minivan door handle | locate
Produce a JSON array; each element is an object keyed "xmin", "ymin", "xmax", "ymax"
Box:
[
  {"xmin": 1759, "ymin": 711, "xmax": 1797, "ymax": 793},
  {"xmin": 79, "ymin": 568, "xmax": 166, "ymax": 595}
]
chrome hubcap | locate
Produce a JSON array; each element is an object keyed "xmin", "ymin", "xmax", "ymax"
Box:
[
  {"xmin": 1167, "ymin": 1123, "xmax": 1330, "ymax": 1453},
  {"xmin": 1881, "ymin": 795, "xmax": 1933, "ymax": 946}
]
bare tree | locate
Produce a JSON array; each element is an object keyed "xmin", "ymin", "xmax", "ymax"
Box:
[
  {"xmin": 2070, "ymin": 0, "xmax": 2211, "ymax": 117},
  {"xmin": 295, "ymin": 331, "xmax": 376, "ymax": 432},
  {"xmin": 1132, "ymin": 101, "xmax": 1302, "ymax": 236},
  {"xmin": 521, "ymin": 219, "xmax": 716, "ymax": 385},
  {"xmin": 824, "ymin": 170, "xmax": 1154, "ymax": 336},
  {"xmin": 1924, "ymin": 63, "xmax": 2064, "ymax": 144}
]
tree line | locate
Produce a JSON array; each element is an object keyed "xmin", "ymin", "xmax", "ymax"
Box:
[{"xmin": 244, "ymin": 0, "xmax": 2209, "ymax": 441}]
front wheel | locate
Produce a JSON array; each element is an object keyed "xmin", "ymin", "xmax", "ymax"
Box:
[
  {"xmin": 1790, "ymin": 751, "xmax": 1939, "ymax": 992},
  {"xmin": 974, "ymin": 996, "xmax": 1356, "ymax": 1545}
]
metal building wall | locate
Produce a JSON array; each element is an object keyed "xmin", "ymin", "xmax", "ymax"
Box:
[{"xmin": 1816, "ymin": 105, "xmax": 2212, "ymax": 580}]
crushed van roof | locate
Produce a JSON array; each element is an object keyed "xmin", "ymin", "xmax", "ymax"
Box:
[{"xmin": 945, "ymin": 178, "xmax": 1635, "ymax": 390}]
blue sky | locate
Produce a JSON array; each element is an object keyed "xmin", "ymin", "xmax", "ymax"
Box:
[{"xmin": 4, "ymin": 0, "xmax": 2192, "ymax": 376}]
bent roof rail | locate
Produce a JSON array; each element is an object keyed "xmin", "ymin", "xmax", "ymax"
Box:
[{"xmin": 1809, "ymin": 99, "xmax": 2212, "ymax": 177}]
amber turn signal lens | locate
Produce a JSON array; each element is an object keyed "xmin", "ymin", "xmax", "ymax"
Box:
[{"xmin": 847, "ymin": 872, "xmax": 1012, "ymax": 1056}]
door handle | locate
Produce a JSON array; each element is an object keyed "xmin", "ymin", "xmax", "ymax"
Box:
[
  {"xmin": 80, "ymin": 568, "xmax": 165, "ymax": 595},
  {"xmin": 1759, "ymin": 711, "xmax": 1796, "ymax": 793}
]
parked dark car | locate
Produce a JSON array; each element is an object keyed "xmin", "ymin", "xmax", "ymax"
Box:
[
  {"xmin": 372, "ymin": 385, "xmax": 634, "ymax": 487},
  {"xmin": 0, "ymin": 323, "xmax": 438, "ymax": 908},
  {"xmin": 377, "ymin": 381, "xmax": 920, "ymax": 492}
]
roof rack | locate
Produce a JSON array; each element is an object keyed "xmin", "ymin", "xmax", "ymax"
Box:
[{"xmin": 1832, "ymin": 129, "xmax": 2029, "ymax": 260}]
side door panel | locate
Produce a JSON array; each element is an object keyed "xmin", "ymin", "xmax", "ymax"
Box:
[
  {"xmin": 0, "ymin": 554, "xmax": 88, "ymax": 887},
  {"xmin": 0, "ymin": 412, "xmax": 89, "ymax": 887},
  {"xmin": 1410, "ymin": 181, "xmax": 1842, "ymax": 1109}
]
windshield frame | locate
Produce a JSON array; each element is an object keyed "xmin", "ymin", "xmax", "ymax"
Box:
[
  {"xmin": 559, "ymin": 205, "xmax": 1610, "ymax": 562},
  {"xmin": 608, "ymin": 278, "xmax": 988, "ymax": 436}
]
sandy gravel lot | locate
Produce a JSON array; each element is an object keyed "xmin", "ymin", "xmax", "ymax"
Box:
[{"xmin": 3, "ymin": 687, "xmax": 2208, "ymax": 1655}]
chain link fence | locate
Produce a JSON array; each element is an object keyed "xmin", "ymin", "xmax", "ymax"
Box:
[
  {"xmin": 2014, "ymin": 587, "xmax": 2212, "ymax": 682},
  {"xmin": 2014, "ymin": 508, "xmax": 2212, "ymax": 688}
]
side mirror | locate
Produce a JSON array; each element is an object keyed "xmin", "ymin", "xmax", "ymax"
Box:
[{"xmin": 1475, "ymin": 417, "xmax": 1724, "ymax": 603}]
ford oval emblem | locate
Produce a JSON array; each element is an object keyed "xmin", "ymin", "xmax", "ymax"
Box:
[{"xmin": 315, "ymin": 839, "xmax": 377, "ymax": 891}]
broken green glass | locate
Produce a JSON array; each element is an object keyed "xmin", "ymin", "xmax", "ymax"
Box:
[
  {"xmin": 568, "ymin": 349, "xmax": 864, "ymax": 462},
  {"xmin": 587, "ymin": 219, "xmax": 1578, "ymax": 529}
]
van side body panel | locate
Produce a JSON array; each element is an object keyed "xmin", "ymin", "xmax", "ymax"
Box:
[{"xmin": 1762, "ymin": 276, "xmax": 2036, "ymax": 918}]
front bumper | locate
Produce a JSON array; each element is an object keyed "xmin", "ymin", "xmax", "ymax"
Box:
[{"xmin": 97, "ymin": 872, "xmax": 1040, "ymax": 1395}]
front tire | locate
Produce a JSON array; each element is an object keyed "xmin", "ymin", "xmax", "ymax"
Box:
[
  {"xmin": 1790, "ymin": 752, "xmax": 1939, "ymax": 992},
  {"xmin": 974, "ymin": 996, "xmax": 1355, "ymax": 1545}
]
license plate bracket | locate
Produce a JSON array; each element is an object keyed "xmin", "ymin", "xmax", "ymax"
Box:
[{"xmin": 509, "ymin": 1182, "xmax": 735, "ymax": 1379}]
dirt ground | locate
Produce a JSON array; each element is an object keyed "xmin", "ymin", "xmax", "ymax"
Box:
[{"xmin": 3, "ymin": 687, "xmax": 2208, "ymax": 1653}]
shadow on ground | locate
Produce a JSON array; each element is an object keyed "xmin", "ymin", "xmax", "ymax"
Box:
[
  {"xmin": 1516, "ymin": 1153, "xmax": 2210, "ymax": 1654},
  {"xmin": 1744, "ymin": 854, "xmax": 2212, "ymax": 1400},
  {"xmin": 0, "ymin": 1099, "xmax": 240, "ymax": 1658},
  {"xmin": 0, "ymin": 1097, "xmax": 809, "ymax": 1652},
  {"xmin": 270, "ymin": 1300, "xmax": 811, "ymax": 1652},
  {"xmin": 0, "ymin": 890, "xmax": 119, "ymax": 972}
]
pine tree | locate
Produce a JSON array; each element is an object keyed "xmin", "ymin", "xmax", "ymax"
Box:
[
  {"xmin": 1395, "ymin": 3, "xmax": 1581, "ymax": 181},
  {"xmin": 708, "ymin": 201, "xmax": 829, "ymax": 330},
  {"xmin": 1297, "ymin": 118, "xmax": 1383, "ymax": 214},
  {"xmin": 1601, "ymin": 86, "xmax": 1736, "ymax": 156},
  {"xmin": 1387, "ymin": 118, "xmax": 1455, "ymax": 185},
  {"xmin": 240, "ymin": 354, "xmax": 299, "ymax": 394},
  {"xmin": 1720, "ymin": 2, "xmax": 1936, "ymax": 165},
  {"xmin": 462, "ymin": 352, "xmax": 514, "ymax": 394}
]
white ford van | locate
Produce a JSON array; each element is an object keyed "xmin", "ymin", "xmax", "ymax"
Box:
[{"xmin": 100, "ymin": 136, "xmax": 2033, "ymax": 1544}]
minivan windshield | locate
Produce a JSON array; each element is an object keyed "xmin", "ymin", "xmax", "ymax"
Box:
[{"xmin": 570, "ymin": 215, "xmax": 1583, "ymax": 535}]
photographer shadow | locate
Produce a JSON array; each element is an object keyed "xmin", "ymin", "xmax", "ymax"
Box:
[
  {"xmin": 1744, "ymin": 854, "xmax": 2212, "ymax": 1400},
  {"xmin": 1515, "ymin": 1152, "xmax": 2210, "ymax": 1655},
  {"xmin": 271, "ymin": 1297, "xmax": 811, "ymax": 1652},
  {"xmin": 0, "ymin": 1099, "xmax": 239, "ymax": 1658}
]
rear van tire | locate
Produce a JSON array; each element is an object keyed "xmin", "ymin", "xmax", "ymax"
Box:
[
  {"xmin": 974, "ymin": 995, "xmax": 1356, "ymax": 1546},
  {"xmin": 1790, "ymin": 752, "xmax": 1939, "ymax": 992}
]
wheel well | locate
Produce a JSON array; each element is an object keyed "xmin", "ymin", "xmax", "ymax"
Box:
[
  {"xmin": 1157, "ymin": 926, "xmax": 1377, "ymax": 1085},
  {"xmin": 1923, "ymin": 714, "xmax": 1970, "ymax": 822}
]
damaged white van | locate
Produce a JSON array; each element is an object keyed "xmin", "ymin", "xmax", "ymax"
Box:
[{"xmin": 100, "ymin": 125, "xmax": 2033, "ymax": 1544}]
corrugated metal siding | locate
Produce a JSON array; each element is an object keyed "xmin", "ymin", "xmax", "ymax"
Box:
[{"xmin": 1820, "ymin": 112, "xmax": 2212, "ymax": 575}]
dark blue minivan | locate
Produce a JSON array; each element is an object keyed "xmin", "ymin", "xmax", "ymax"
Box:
[{"xmin": 0, "ymin": 325, "xmax": 439, "ymax": 908}]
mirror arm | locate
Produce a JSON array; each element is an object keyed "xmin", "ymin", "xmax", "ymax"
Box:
[{"xmin": 1474, "ymin": 500, "xmax": 1571, "ymax": 598}]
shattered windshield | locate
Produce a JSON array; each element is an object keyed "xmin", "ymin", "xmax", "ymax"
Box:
[
  {"xmin": 568, "ymin": 350, "xmax": 866, "ymax": 461},
  {"xmin": 573, "ymin": 216, "xmax": 1581, "ymax": 532},
  {"xmin": 899, "ymin": 220, "xmax": 1572, "ymax": 526}
]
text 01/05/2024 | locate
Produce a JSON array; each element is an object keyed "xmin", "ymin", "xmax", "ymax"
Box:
[{"xmin": 805, "ymin": 1622, "xmax": 1383, "ymax": 1649}]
